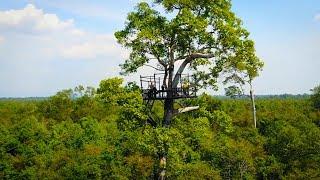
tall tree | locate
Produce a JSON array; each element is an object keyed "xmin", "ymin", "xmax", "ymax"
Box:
[
  {"xmin": 223, "ymin": 67, "xmax": 262, "ymax": 128},
  {"xmin": 115, "ymin": 0, "xmax": 263, "ymax": 178},
  {"xmin": 223, "ymin": 40, "xmax": 263, "ymax": 128}
]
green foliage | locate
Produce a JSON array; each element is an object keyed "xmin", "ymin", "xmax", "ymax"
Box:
[
  {"xmin": 115, "ymin": 0, "xmax": 263, "ymax": 89},
  {"xmin": 39, "ymin": 89, "xmax": 74, "ymax": 121},
  {"xmin": 225, "ymin": 85, "xmax": 243, "ymax": 99},
  {"xmin": 0, "ymin": 78, "xmax": 319, "ymax": 179},
  {"xmin": 175, "ymin": 162, "xmax": 221, "ymax": 180},
  {"xmin": 185, "ymin": 93, "xmax": 222, "ymax": 112},
  {"xmin": 96, "ymin": 77, "xmax": 148, "ymax": 131},
  {"xmin": 96, "ymin": 77, "xmax": 125, "ymax": 105},
  {"xmin": 311, "ymin": 84, "xmax": 320, "ymax": 110}
]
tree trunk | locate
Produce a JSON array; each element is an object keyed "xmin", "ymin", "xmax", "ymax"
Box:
[
  {"xmin": 164, "ymin": 64, "xmax": 174, "ymax": 126},
  {"xmin": 173, "ymin": 59, "xmax": 190, "ymax": 87},
  {"xmin": 158, "ymin": 100, "xmax": 172, "ymax": 180},
  {"xmin": 159, "ymin": 65, "xmax": 174, "ymax": 179},
  {"xmin": 163, "ymin": 98, "xmax": 174, "ymax": 127},
  {"xmin": 163, "ymin": 67, "xmax": 168, "ymax": 89},
  {"xmin": 249, "ymin": 82, "xmax": 257, "ymax": 128}
]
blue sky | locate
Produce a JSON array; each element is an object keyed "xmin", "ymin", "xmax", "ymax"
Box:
[{"xmin": 0, "ymin": 0, "xmax": 319, "ymax": 97}]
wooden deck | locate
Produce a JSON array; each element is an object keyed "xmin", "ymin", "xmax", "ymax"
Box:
[{"xmin": 142, "ymin": 87, "xmax": 197, "ymax": 100}]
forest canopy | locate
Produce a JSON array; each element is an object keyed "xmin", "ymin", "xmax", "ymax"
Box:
[{"xmin": 0, "ymin": 78, "xmax": 319, "ymax": 179}]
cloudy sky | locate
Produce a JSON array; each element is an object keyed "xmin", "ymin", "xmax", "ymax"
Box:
[{"xmin": 0, "ymin": 0, "xmax": 319, "ymax": 97}]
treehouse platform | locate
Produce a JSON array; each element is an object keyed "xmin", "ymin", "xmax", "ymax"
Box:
[{"xmin": 140, "ymin": 73, "xmax": 197, "ymax": 101}]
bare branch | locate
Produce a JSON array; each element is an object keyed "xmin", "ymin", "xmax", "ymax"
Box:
[
  {"xmin": 174, "ymin": 55, "xmax": 188, "ymax": 62},
  {"xmin": 174, "ymin": 47, "xmax": 216, "ymax": 61},
  {"xmin": 145, "ymin": 64, "xmax": 165, "ymax": 71},
  {"xmin": 172, "ymin": 53, "xmax": 215, "ymax": 87},
  {"xmin": 157, "ymin": 58, "xmax": 167, "ymax": 67},
  {"xmin": 190, "ymin": 53, "xmax": 215, "ymax": 59}
]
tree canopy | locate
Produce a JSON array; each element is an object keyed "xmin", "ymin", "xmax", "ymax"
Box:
[
  {"xmin": 115, "ymin": 0, "xmax": 263, "ymax": 89},
  {"xmin": 115, "ymin": 1, "xmax": 265, "ymax": 177}
]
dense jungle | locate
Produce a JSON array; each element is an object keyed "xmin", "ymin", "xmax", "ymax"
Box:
[{"xmin": 1, "ymin": 78, "xmax": 319, "ymax": 179}]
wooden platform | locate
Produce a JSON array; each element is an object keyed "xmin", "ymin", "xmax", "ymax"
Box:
[
  {"xmin": 142, "ymin": 87, "xmax": 197, "ymax": 100},
  {"xmin": 140, "ymin": 73, "xmax": 197, "ymax": 100}
]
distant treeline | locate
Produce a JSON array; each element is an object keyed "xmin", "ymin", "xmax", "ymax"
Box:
[
  {"xmin": 0, "ymin": 97, "xmax": 48, "ymax": 101},
  {"xmin": 0, "ymin": 93, "xmax": 310, "ymax": 101}
]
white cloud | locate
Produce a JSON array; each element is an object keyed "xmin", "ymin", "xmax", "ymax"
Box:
[
  {"xmin": 314, "ymin": 13, "xmax": 320, "ymax": 21},
  {"xmin": 61, "ymin": 34, "xmax": 128, "ymax": 60},
  {"xmin": 0, "ymin": 4, "xmax": 127, "ymax": 60},
  {"xmin": 0, "ymin": 4, "xmax": 75, "ymax": 34},
  {"xmin": 0, "ymin": 4, "xmax": 129, "ymax": 97}
]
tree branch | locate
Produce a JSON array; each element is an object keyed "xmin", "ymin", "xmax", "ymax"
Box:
[
  {"xmin": 189, "ymin": 53, "xmax": 215, "ymax": 59},
  {"xmin": 172, "ymin": 53, "xmax": 215, "ymax": 87},
  {"xmin": 145, "ymin": 64, "xmax": 165, "ymax": 71},
  {"xmin": 174, "ymin": 49, "xmax": 215, "ymax": 61}
]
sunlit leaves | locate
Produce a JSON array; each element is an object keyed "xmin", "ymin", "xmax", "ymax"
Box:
[{"xmin": 116, "ymin": 0, "xmax": 263, "ymax": 90}]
